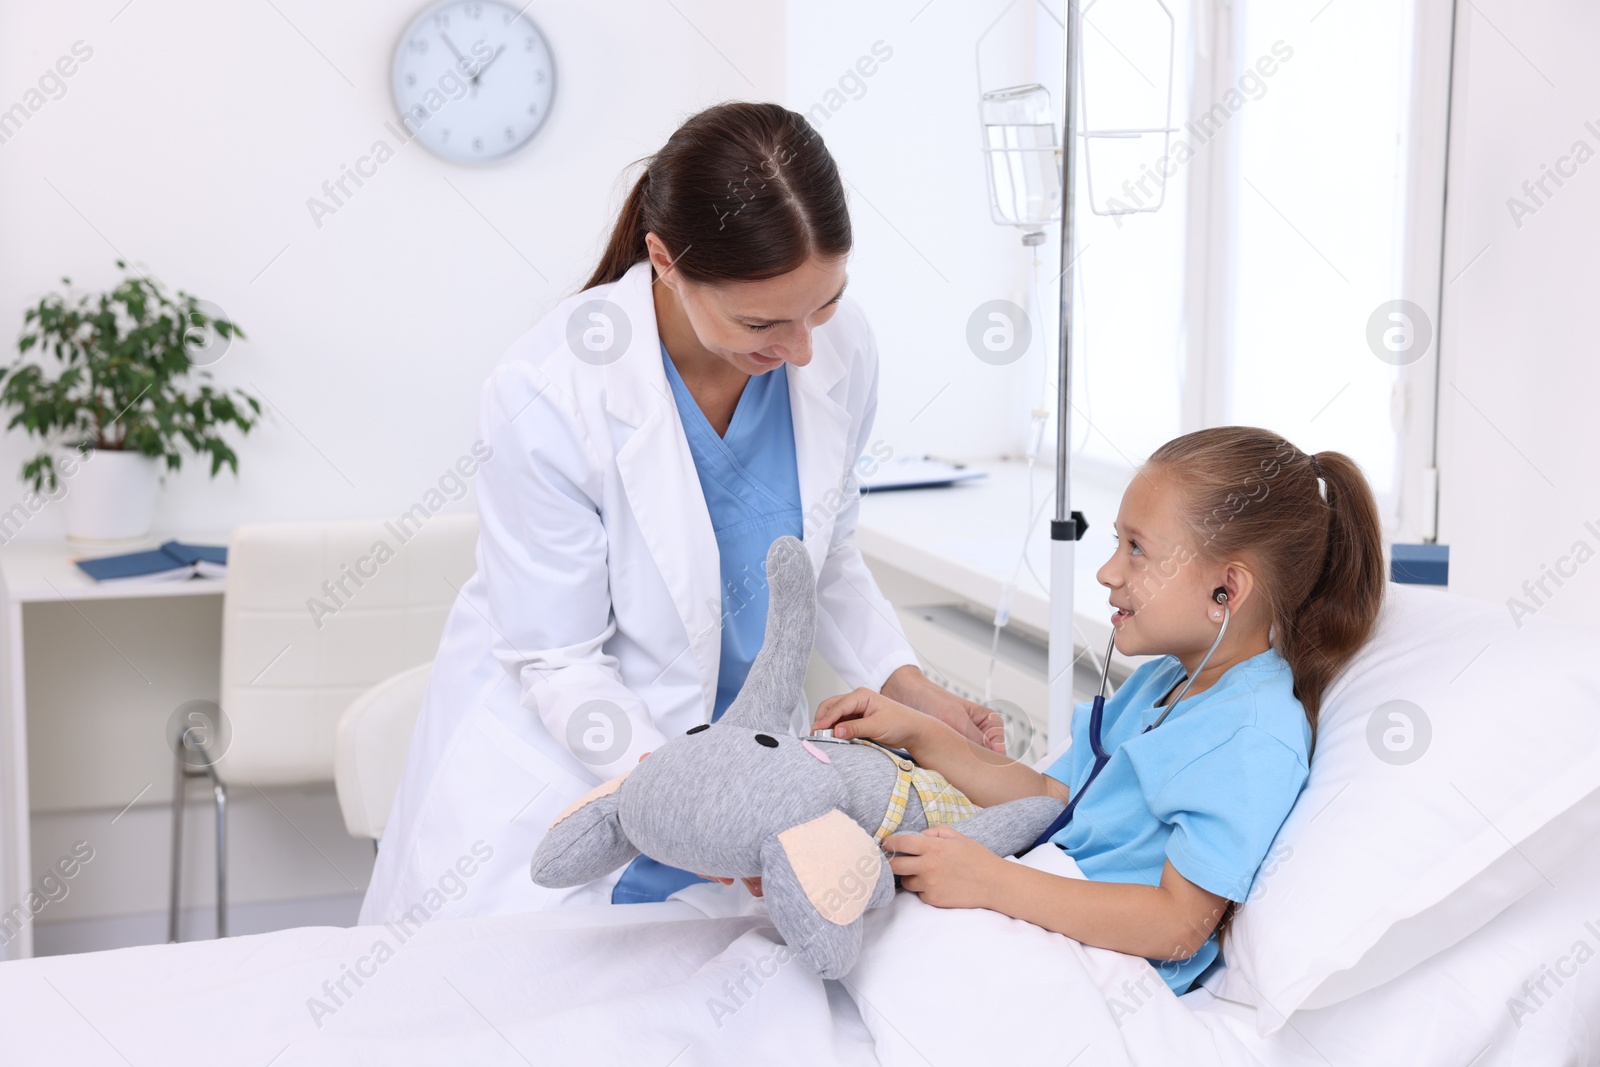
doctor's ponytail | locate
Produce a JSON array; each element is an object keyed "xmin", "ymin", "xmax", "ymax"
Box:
[{"xmin": 582, "ymin": 102, "xmax": 852, "ymax": 292}]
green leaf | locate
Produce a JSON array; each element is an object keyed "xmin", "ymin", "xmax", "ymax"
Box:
[{"xmin": 6, "ymin": 259, "xmax": 262, "ymax": 488}]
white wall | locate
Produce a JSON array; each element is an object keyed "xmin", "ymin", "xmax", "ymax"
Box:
[
  {"xmin": 0, "ymin": 0, "xmax": 789, "ymax": 537},
  {"xmin": 785, "ymin": 0, "xmax": 1055, "ymax": 462},
  {"xmin": 1436, "ymin": 0, "xmax": 1600, "ymax": 629},
  {"xmin": 0, "ymin": 0, "xmax": 1042, "ymax": 538}
]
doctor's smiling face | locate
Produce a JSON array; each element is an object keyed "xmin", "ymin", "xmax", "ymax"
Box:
[{"xmin": 645, "ymin": 232, "xmax": 847, "ymax": 378}]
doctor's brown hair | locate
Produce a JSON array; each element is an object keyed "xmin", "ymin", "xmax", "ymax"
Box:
[
  {"xmin": 1147, "ymin": 426, "xmax": 1385, "ymax": 958},
  {"xmin": 583, "ymin": 102, "xmax": 850, "ymax": 291}
]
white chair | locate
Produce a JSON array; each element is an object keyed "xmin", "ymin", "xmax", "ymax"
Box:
[
  {"xmin": 333, "ymin": 662, "xmax": 434, "ymax": 841},
  {"xmin": 168, "ymin": 514, "xmax": 478, "ymax": 941}
]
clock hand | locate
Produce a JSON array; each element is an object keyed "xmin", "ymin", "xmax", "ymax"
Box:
[
  {"xmin": 471, "ymin": 43, "xmax": 506, "ymax": 85},
  {"xmin": 440, "ymin": 30, "xmax": 467, "ymax": 65}
]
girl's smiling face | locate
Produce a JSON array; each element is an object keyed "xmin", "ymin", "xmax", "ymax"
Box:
[{"xmin": 1097, "ymin": 470, "xmax": 1224, "ymax": 662}]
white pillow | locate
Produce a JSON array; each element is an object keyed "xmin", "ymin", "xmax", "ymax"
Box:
[
  {"xmin": 1186, "ymin": 821, "xmax": 1600, "ymax": 1065},
  {"xmin": 1204, "ymin": 582, "xmax": 1600, "ymax": 1035}
]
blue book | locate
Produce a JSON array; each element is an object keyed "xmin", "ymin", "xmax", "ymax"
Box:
[{"xmin": 74, "ymin": 540, "xmax": 228, "ymax": 583}]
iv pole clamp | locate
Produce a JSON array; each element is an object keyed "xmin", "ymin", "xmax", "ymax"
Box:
[{"xmin": 1051, "ymin": 514, "xmax": 1088, "ymax": 541}]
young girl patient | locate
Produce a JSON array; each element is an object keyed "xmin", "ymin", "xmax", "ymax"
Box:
[{"xmin": 812, "ymin": 426, "xmax": 1386, "ymax": 994}]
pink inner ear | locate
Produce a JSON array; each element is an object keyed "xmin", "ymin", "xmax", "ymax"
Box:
[{"xmin": 800, "ymin": 740, "xmax": 831, "ymax": 763}]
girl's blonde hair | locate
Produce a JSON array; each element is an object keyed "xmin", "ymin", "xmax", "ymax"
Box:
[{"xmin": 1145, "ymin": 427, "xmax": 1385, "ymax": 958}]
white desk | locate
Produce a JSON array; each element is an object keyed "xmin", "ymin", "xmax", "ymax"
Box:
[
  {"xmin": 0, "ymin": 537, "xmax": 227, "ymax": 960},
  {"xmin": 856, "ymin": 458, "xmax": 1122, "ymax": 643}
]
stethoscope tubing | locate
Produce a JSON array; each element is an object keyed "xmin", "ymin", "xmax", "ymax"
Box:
[{"xmin": 1028, "ymin": 596, "xmax": 1231, "ymax": 851}]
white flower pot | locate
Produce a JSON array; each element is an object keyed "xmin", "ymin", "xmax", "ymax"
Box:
[{"xmin": 58, "ymin": 447, "xmax": 160, "ymax": 546}]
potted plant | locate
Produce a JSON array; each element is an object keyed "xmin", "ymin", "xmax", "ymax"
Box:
[{"xmin": 2, "ymin": 260, "xmax": 263, "ymax": 545}]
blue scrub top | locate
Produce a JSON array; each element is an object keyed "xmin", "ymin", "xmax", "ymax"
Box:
[
  {"xmin": 612, "ymin": 342, "xmax": 805, "ymax": 905},
  {"xmin": 1043, "ymin": 647, "xmax": 1311, "ymax": 994}
]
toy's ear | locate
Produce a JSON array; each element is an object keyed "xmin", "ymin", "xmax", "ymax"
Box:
[
  {"xmin": 759, "ymin": 809, "xmax": 894, "ymax": 979},
  {"xmin": 529, "ymin": 773, "xmax": 640, "ymax": 888}
]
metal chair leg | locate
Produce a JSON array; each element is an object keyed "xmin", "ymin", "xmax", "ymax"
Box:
[
  {"xmin": 169, "ymin": 733, "xmax": 229, "ymax": 942},
  {"xmin": 212, "ymin": 778, "xmax": 228, "ymax": 939},
  {"xmin": 168, "ymin": 752, "xmax": 185, "ymax": 943}
]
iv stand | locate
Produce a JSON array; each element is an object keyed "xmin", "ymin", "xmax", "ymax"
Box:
[{"xmin": 1047, "ymin": 0, "xmax": 1088, "ymax": 750}]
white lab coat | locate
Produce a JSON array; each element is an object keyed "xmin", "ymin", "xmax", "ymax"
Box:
[{"xmin": 359, "ymin": 259, "xmax": 919, "ymax": 923}]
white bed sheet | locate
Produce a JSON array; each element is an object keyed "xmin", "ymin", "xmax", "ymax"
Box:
[
  {"xmin": 0, "ymin": 849, "xmax": 1251, "ymax": 1067},
  {"xmin": 0, "ymin": 900, "xmax": 872, "ymax": 1067},
  {"xmin": 1, "ymin": 838, "xmax": 1593, "ymax": 1066}
]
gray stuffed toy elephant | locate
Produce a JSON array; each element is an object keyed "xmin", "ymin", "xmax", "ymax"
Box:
[{"xmin": 530, "ymin": 535, "xmax": 1066, "ymax": 978}]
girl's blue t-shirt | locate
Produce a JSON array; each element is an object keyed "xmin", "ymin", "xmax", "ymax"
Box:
[{"xmin": 1043, "ymin": 647, "xmax": 1311, "ymax": 995}]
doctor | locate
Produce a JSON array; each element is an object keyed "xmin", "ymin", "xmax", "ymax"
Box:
[{"xmin": 361, "ymin": 101, "xmax": 1004, "ymax": 925}]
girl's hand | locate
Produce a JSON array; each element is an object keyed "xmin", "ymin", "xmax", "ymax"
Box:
[
  {"xmin": 812, "ymin": 688, "xmax": 938, "ymax": 752},
  {"xmin": 883, "ymin": 824, "xmax": 1004, "ymax": 910}
]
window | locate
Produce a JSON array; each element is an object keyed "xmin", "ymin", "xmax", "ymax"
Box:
[
  {"xmin": 1059, "ymin": 0, "xmax": 1418, "ymax": 528},
  {"xmin": 1222, "ymin": 0, "xmax": 1414, "ymax": 518},
  {"xmin": 1067, "ymin": 0, "xmax": 1201, "ymax": 474}
]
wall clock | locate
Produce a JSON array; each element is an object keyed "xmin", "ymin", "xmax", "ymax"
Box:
[{"xmin": 391, "ymin": 0, "xmax": 556, "ymax": 164}]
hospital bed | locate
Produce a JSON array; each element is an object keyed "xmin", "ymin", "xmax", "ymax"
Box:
[{"xmin": 2, "ymin": 583, "xmax": 1596, "ymax": 1065}]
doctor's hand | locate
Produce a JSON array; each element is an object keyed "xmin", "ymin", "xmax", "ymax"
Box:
[
  {"xmin": 699, "ymin": 876, "xmax": 764, "ymax": 896},
  {"xmin": 880, "ymin": 665, "xmax": 1007, "ymax": 754}
]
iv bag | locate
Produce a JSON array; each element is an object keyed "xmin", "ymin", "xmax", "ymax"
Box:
[{"xmin": 980, "ymin": 83, "xmax": 1063, "ymax": 231}]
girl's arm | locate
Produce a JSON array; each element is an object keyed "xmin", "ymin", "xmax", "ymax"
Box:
[
  {"xmin": 812, "ymin": 689, "xmax": 1068, "ymax": 808},
  {"xmin": 889, "ymin": 828, "xmax": 1231, "ymax": 961},
  {"xmin": 988, "ymin": 857, "xmax": 1231, "ymax": 960}
]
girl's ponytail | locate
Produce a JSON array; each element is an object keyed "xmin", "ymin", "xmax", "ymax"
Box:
[{"xmin": 1276, "ymin": 450, "xmax": 1385, "ymax": 759}]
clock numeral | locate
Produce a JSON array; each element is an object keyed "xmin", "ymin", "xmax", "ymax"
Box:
[
  {"xmin": 473, "ymin": 136, "xmax": 484, "ymax": 151},
  {"xmin": 406, "ymin": 73, "xmax": 416, "ymax": 86},
  {"xmin": 408, "ymin": 37, "xmax": 428, "ymax": 53},
  {"xmin": 535, "ymin": 70, "xmax": 544, "ymax": 83},
  {"xmin": 432, "ymin": 12, "xmax": 449, "ymax": 28},
  {"xmin": 464, "ymin": 3, "xmax": 482, "ymax": 18},
  {"xmin": 528, "ymin": 103, "xmax": 539, "ymax": 115},
  {"xmin": 440, "ymin": 129, "xmax": 450, "ymax": 142},
  {"xmin": 504, "ymin": 126, "xmax": 514, "ymax": 141},
  {"xmin": 525, "ymin": 36, "xmax": 536, "ymax": 51}
]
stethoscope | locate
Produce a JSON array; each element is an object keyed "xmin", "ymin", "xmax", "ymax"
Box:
[{"xmin": 1028, "ymin": 587, "xmax": 1231, "ymax": 850}]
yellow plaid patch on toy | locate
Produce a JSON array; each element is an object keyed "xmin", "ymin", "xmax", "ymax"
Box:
[{"xmin": 853, "ymin": 740, "xmax": 979, "ymax": 841}]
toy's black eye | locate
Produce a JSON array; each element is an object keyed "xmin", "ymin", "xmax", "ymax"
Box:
[
  {"xmin": 686, "ymin": 724, "xmax": 710, "ymax": 735},
  {"xmin": 754, "ymin": 733, "xmax": 779, "ymax": 748}
]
